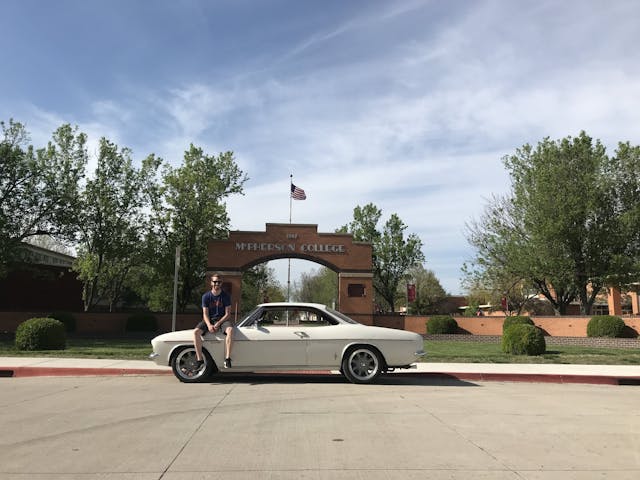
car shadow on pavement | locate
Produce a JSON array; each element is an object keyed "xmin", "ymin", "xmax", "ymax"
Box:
[{"xmin": 203, "ymin": 372, "xmax": 478, "ymax": 387}]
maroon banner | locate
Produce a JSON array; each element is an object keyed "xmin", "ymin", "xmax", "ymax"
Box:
[{"xmin": 407, "ymin": 284, "xmax": 416, "ymax": 303}]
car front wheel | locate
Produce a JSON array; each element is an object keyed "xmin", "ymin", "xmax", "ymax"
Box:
[
  {"xmin": 341, "ymin": 346, "xmax": 383, "ymax": 384},
  {"xmin": 171, "ymin": 346, "xmax": 216, "ymax": 383}
]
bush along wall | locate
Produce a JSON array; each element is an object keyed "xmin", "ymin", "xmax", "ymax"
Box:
[
  {"xmin": 15, "ymin": 317, "xmax": 66, "ymax": 351},
  {"xmin": 47, "ymin": 311, "xmax": 77, "ymax": 333},
  {"xmin": 586, "ymin": 315, "xmax": 625, "ymax": 338},
  {"xmin": 502, "ymin": 315, "xmax": 534, "ymax": 333},
  {"xmin": 426, "ymin": 315, "xmax": 458, "ymax": 334},
  {"xmin": 502, "ymin": 323, "xmax": 546, "ymax": 355},
  {"xmin": 125, "ymin": 313, "xmax": 158, "ymax": 332}
]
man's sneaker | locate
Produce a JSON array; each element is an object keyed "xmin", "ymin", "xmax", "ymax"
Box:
[{"xmin": 224, "ymin": 358, "xmax": 232, "ymax": 369}]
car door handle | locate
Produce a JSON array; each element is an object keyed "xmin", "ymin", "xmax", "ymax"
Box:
[{"xmin": 293, "ymin": 331, "xmax": 309, "ymax": 339}]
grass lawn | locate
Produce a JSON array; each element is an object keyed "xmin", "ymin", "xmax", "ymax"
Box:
[
  {"xmin": 0, "ymin": 337, "xmax": 154, "ymax": 360},
  {"xmin": 425, "ymin": 340, "xmax": 640, "ymax": 365},
  {"xmin": 0, "ymin": 336, "xmax": 639, "ymax": 364}
]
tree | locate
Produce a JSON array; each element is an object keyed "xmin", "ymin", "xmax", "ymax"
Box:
[
  {"xmin": 465, "ymin": 132, "xmax": 636, "ymax": 315},
  {"xmin": 461, "ymin": 268, "xmax": 544, "ymax": 316},
  {"xmin": 241, "ymin": 264, "xmax": 285, "ymax": 314},
  {"xmin": 1, "ymin": 120, "xmax": 86, "ymax": 275},
  {"xmin": 604, "ymin": 142, "xmax": 640, "ymax": 287},
  {"xmin": 73, "ymin": 138, "xmax": 160, "ymax": 311},
  {"xmin": 292, "ymin": 266, "xmax": 338, "ymax": 306},
  {"xmin": 339, "ymin": 203, "xmax": 425, "ymax": 312},
  {"xmin": 401, "ymin": 264, "xmax": 447, "ymax": 315},
  {"xmin": 144, "ymin": 146, "xmax": 247, "ymax": 312}
]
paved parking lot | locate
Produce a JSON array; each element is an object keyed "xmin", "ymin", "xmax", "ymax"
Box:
[{"xmin": 1, "ymin": 374, "xmax": 639, "ymax": 479}]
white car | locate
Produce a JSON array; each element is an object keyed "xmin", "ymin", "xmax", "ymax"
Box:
[{"xmin": 150, "ymin": 302, "xmax": 425, "ymax": 384}]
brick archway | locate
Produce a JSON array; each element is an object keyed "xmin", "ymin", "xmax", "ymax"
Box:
[{"xmin": 207, "ymin": 223, "xmax": 374, "ymax": 324}]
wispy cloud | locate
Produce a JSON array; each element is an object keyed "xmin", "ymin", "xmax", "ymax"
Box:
[{"xmin": 2, "ymin": 0, "xmax": 639, "ymax": 294}]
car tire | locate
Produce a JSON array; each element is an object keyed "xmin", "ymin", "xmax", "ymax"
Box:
[
  {"xmin": 171, "ymin": 346, "xmax": 216, "ymax": 383},
  {"xmin": 341, "ymin": 346, "xmax": 383, "ymax": 384}
]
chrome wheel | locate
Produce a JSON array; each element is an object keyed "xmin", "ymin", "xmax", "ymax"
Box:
[
  {"xmin": 171, "ymin": 347, "xmax": 214, "ymax": 383},
  {"xmin": 342, "ymin": 347, "xmax": 383, "ymax": 384}
]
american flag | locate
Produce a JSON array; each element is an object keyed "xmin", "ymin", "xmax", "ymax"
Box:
[{"xmin": 290, "ymin": 183, "xmax": 306, "ymax": 200}]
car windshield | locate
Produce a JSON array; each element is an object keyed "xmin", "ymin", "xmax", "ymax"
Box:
[
  {"xmin": 326, "ymin": 307, "xmax": 360, "ymax": 324},
  {"xmin": 237, "ymin": 307, "xmax": 262, "ymax": 327}
]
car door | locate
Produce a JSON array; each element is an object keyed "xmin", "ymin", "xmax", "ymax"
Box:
[
  {"xmin": 296, "ymin": 312, "xmax": 345, "ymax": 367},
  {"xmin": 231, "ymin": 307, "xmax": 308, "ymax": 367}
]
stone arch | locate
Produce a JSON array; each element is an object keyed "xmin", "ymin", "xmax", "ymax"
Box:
[{"xmin": 207, "ymin": 223, "xmax": 374, "ymax": 324}]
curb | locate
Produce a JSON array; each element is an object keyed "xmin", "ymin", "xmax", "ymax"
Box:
[
  {"xmin": 408, "ymin": 372, "xmax": 640, "ymax": 386},
  {"xmin": 0, "ymin": 367, "xmax": 172, "ymax": 378}
]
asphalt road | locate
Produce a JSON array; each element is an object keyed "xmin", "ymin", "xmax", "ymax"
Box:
[{"xmin": 1, "ymin": 374, "xmax": 639, "ymax": 479}]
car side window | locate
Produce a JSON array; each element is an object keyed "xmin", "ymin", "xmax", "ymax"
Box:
[
  {"xmin": 298, "ymin": 310, "xmax": 334, "ymax": 326},
  {"xmin": 259, "ymin": 308, "xmax": 337, "ymax": 327}
]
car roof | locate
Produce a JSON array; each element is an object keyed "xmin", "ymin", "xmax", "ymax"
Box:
[{"xmin": 256, "ymin": 302, "xmax": 329, "ymax": 310}]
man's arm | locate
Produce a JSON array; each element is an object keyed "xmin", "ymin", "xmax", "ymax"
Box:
[
  {"xmin": 202, "ymin": 307, "xmax": 214, "ymax": 330},
  {"xmin": 214, "ymin": 305, "xmax": 232, "ymax": 329}
]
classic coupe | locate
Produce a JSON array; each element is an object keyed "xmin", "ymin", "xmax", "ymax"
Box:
[{"xmin": 150, "ymin": 302, "xmax": 425, "ymax": 384}]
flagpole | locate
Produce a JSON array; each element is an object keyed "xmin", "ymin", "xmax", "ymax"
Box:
[
  {"xmin": 287, "ymin": 174, "xmax": 293, "ymax": 301},
  {"xmin": 289, "ymin": 174, "xmax": 293, "ymax": 223}
]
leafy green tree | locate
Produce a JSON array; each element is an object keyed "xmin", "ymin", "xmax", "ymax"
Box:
[
  {"xmin": 73, "ymin": 138, "xmax": 160, "ymax": 311},
  {"xmin": 466, "ymin": 132, "xmax": 636, "ymax": 315},
  {"xmin": 292, "ymin": 266, "xmax": 338, "ymax": 306},
  {"xmin": 461, "ymin": 264, "xmax": 539, "ymax": 315},
  {"xmin": 241, "ymin": 264, "xmax": 285, "ymax": 314},
  {"xmin": 399, "ymin": 264, "xmax": 447, "ymax": 314},
  {"xmin": 144, "ymin": 146, "xmax": 247, "ymax": 312},
  {"xmin": 1, "ymin": 120, "xmax": 86, "ymax": 275},
  {"xmin": 604, "ymin": 142, "xmax": 640, "ymax": 288},
  {"xmin": 339, "ymin": 203, "xmax": 425, "ymax": 312}
]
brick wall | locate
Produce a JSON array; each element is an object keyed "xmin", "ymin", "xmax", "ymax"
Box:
[
  {"xmin": 424, "ymin": 334, "xmax": 640, "ymax": 349},
  {"xmin": 3, "ymin": 310, "xmax": 639, "ymax": 340},
  {"xmin": 377, "ymin": 314, "xmax": 640, "ymax": 338},
  {"xmin": 0, "ymin": 311, "xmax": 201, "ymax": 335}
]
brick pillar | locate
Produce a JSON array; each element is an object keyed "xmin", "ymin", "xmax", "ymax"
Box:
[
  {"xmin": 630, "ymin": 290, "xmax": 640, "ymax": 315},
  {"xmin": 338, "ymin": 272, "xmax": 374, "ymax": 325},
  {"xmin": 607, "ymin": 286, "xmax": 622, "ymax": 316}
]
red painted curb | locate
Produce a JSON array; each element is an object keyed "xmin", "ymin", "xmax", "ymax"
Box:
[
  {"xmin": 1, "ymin": 367, "xmax": 172, "ymax": 378},
  {"xmin": 413, "ymin": 372, "xmax": 640, "ymax": 385}
]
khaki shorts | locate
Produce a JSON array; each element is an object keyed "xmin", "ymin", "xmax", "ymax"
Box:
[{"xmin": 196, "ymin": 319, "xmax": 233, "ymax": 334}]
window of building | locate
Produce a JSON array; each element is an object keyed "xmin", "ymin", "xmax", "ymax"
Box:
[{"xmin": 347, "ymin": 283, "xmax": 365, "ymax": 297}]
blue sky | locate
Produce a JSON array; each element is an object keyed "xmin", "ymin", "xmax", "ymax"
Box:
[{"xmin": 2, "ymin": 0, "xmax": 640, "ymax": 295}]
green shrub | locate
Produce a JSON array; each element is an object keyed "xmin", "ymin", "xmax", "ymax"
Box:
[
  {"xmin": 501, "ymin": 324, "xmax": 546, "ymax": 355},
  {"xmin": 463, "ymin": 303, "xmax": 480, "ymax": 317},
  {"xmin": 427, "ymin": 315, "xmax": 458, "ymax": 334},
  {"xmin": 15, "ymin": 317, "xmax": 66, "ymax": 351},
  {"xmin": 587, "ymin": 315, "xmax": 625, "ymax": 338},
  {"xmin": 502, "ymin": 315, "xmax": 534, "ymax": 333},
  {"xmin": 125, "ymin": 313, "xmax": 158, "ymax": 332},
  {"xmin": 47, "ymin": 311, "xmax": 76, "ymax": 332}
]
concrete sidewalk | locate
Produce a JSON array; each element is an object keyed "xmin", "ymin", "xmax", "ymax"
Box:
[{"xmin": 1, "ymin": 356, "xmax": 640, "ymax": 384}]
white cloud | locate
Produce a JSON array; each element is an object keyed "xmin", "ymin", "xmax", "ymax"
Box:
[{"xmin": 3, "ymin": 0, "xmax": 640, "ymax": 295}]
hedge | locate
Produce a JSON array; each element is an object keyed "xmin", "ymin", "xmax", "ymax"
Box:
[
  {"xmin": 502, "ymin": 315, "xmax": 534, "ymax": 333},
  {"xmin": 15, "ymin": 317, "xmax": 66, "ymax": 351},
  {"xmin": 501, "ymin": 323, "xmax": 546, "ymax": 355},
  {"xmin": 125, "ymin": 313, "xmax": 158, "ymax": 332},
  {"xmin": 427, "ymin": 315, "xmax": 458, "ymax": 334},
  {"xmin": 587, "ymin": 315, "xmax": 625, "ymax": 338}
]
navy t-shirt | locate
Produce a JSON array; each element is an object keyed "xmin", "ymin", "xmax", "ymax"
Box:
[{"xmin": 201, "ymin": 290, "xmax": 231, "ymax": 320}]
